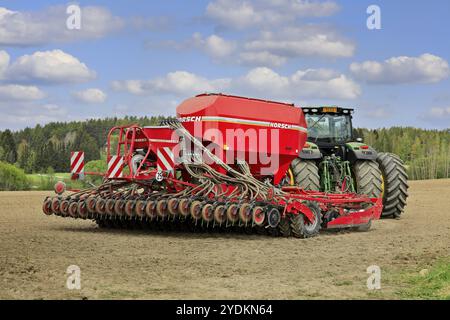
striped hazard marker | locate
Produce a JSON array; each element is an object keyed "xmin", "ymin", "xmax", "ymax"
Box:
[
  {"xmin": 157, "ymin": 147, "xmax": 175, "ymax": 174},
  {"xmin": 107, "ymin": 155, "xmax": 124, "ymax": 179},
  {"xmin": 70, "ymin": 151, "xmax": 85, "ymax": 175}
]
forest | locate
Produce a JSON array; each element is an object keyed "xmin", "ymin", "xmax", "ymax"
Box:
[{"xmin": 0, "ymin": 117, "xmax": 449, "ymax": 182}]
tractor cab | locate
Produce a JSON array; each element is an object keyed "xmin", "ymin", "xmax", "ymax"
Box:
[
  {"xmin": 300, "ymin": 106, "xmax": 366, "ymax": 161},
  {"xmin": 302, "ymin": 106, "xmax": 354, "ymax": 149},
  {"xmin": 297, "ymin": 105, "xmax": 380, "ymax": 195}
]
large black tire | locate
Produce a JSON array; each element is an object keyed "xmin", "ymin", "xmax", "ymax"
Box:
[
  {"xmin": 289, "ymin": 201, "xmax": 321, "ymax": 238},
  {"xmin": 290, "ymin": 159, "xmax": 320, "ymax": 190},
  {"xmin": 278, "ymin": 218, "xmax": 291, "ymax": 237},
  {"xmin": 376, "ymin": 153, "xmax": 409, "ymax": 218},
  {"xmin": 353, "ymin": 160, "xmax": 383, "ymax": 198}
]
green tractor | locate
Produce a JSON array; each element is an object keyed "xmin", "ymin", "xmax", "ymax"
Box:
[{"xmin": 290, "ymin": 106, "xmax": 409, "ymax": 218}]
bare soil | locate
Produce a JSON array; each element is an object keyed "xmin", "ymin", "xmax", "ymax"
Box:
[{"xmin": 1, "ymin": 179, "xmax": 449, "ymax": 299}]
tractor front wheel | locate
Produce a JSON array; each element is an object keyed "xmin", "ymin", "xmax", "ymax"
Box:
[{"xmin": 376, "ymin": 153, "xmax": 409, "ymax": 218}]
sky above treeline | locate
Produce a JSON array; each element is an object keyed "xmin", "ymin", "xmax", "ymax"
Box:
[{"xmin": 0, "ymin": 0, "xmax": 449, "ymax": 130}]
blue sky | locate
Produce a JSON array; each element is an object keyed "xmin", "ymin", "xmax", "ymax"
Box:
[{"xmin": 0, "ymin": 0, "xmax": 449, "ymax": 130}]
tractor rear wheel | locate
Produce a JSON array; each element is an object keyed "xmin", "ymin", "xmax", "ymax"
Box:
[
  {"xmin": 376, "ymin": 153, "xmax": 409, "ymax": 218},
  {"xmin": 353, "ymin": 160, "xmax": 382, "ymax": 198},
  {"xmin": 290, "ymin": 159, "xmax": 320, "ymax": 190}
]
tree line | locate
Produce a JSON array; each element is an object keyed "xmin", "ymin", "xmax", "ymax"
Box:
[
  {"xmin": 0, "ymin": 118, "xmax": 449, "ymax": 180},
  {"xmin": 0, "ymin": 116, "xmax": 167, "ymax": 174},
  {"xmin": 354, "ymin": 127, "xmax": 450, "ymax": 180}
]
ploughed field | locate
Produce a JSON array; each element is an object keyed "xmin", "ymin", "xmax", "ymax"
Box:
[{"xmin": 1, "ymin": 179, "xmax": 449, "ymax": 299}]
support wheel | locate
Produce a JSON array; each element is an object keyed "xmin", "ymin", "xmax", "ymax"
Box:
[
  {"xmin": 290, "ymin": 201, "xmax": 321, "ymax": 238},
  {"xmin": 278, "ymin": 218, "xmax": 291, "ymax": 237}
]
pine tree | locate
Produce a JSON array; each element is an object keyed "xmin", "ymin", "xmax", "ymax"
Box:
[{"xmin": 0, "ymin": 130, "xmax": 17, "ymax": 164}]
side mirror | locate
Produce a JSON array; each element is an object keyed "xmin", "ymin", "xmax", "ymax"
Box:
[{"xmin": 356, "ymin": 137, "xmax": 363, "ymax": 143}]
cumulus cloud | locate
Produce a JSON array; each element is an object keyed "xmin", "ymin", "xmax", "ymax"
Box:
[
  {"xmin": 238, "ymin": 51, "xmax": 287, "ymax": 67},
  {"xmin": 199, "ymin": 34, "xmax": 236, "ymax": 59},
  {"xmin": 0, "ymin": 101, "xmax": 68, "ymax": 130},
  {"xmin": 237, "ymin": 67, "xmax": 360, "ymax": 99},
  {"xmin": 112, "ymin": 67, "xmax": 360, "ymax": 100},
  {"xmin": 206, "ymin": 0, "xmax": 339, "ymax": 29},
  {"xmin": 350, "ymin": 54, "xmax": 450, "ymax": 84},
  {"xmin": 73, "ymin": 88, "xmax": 107, "ymax": 104},
  {"xmin": 0, "ymin": 50, "xmax": 9, "ymax": 77},
  {"xmin": 0, "ymin": 84, "xmax": 45, "ymax": 101},
  {"xmin": 243, "ymin": 26, "xmax": 355, "ymax": 59},
  {"xmin": 147, "ymin": 1, "xmax": 349, "ymax": 66},
  {"xmin": 148, "ymin": 33, "xmax": 236, "ymax": 61},
  {"xmin": 112, "ymin": 71, "xmax": 231, "ymax": 96},
  {"xmin": 5, "ymin": 50, "xmax": 96, "ymax": 84},
  {"xmin": 0, "ymin": 6, "xmax": 124, "ymax": 46},
  {"xmin": 150, "ymin": 26, "xmax": 354, "ymax": 66}
]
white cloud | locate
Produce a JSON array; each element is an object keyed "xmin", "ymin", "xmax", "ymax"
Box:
[
  {"xmin": 113, "ymin": 67, "xmax": 359, "ymax": 100},
  {"xmin": 148, "ymin": 1, "xmax": 349, "ymax": 66},
  {"xmin": 206, "ymin": 0, "xmax": 339, "ymax": 29},
  {"xmin": 0, "ymin": 50, "xmax": 9, "ymax": 77},
  {"xmin": 297, "ymin": 68, "xmax": 340, "ymax": 81},
  {"xmin": 149, "ymin": 33, "xmax": 236, "ymax": 61},
  {"xmin": 202, "ymin": 34, "xmax": 236, "ymax": 59},
  {"xmin": 206, "ymin": 0, "xmax": 263, "ymax": 29},
  {"xmin": 0, "ymin": 6, "xmax": 124, "ymax": 46},
  {"xmin": 0, "ymin": 84, "xmax": 45, "ymax": 101},
  {"xmin": 112, "ymin": 71, "xmax": 231, "ymax": 96},
  {"xmin": 243, "ymin": 27, "xmax": 355, "ymax": 59},
  {"xmin": 73, "ymin": 88, "xmax": 107, "ymax": 104},
  {"xmin": 238, "ymin": 51, "xmax": 287, "ymax": 67},
  {"xmin": 111, "ymin": 80, "xmax": 147, "ymax": 95},
  {"xmin": 238, "ymin": 67, "xmax": 360, "ymax": 99},
  {"xmin": 5, "ymin": 50, "xmax": 96, "ymax": 84},
  {"xmin": 0, "ymin": 101, "xmax": 68, "ymax": 130},
  {"xmin": 350, "ymin": 54, "xmax": 450, "ymax": 84},
  {"xmin": 150, "ymin": 26, "xmax": 354, "ymax": 66},
  {"xmin": 238, "ymin": 67, "xmax": 290, "ymax": 96}
]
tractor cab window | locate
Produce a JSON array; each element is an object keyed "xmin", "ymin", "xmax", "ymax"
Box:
[{"xmin": 305, "ymin": 114, "xmax": 352, "ymax": 143}]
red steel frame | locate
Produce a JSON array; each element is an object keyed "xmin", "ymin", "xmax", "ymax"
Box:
[{"xmin": 104, "ymin": 125, "xmax": 178, "ymax": 181}]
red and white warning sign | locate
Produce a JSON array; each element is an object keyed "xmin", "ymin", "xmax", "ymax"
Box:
[
  {"xmin": 157, "ymin": 147, "xmax": 175, "ymax": 173},
  {"xmin": 107, "ymin": 155, "xmax": 124, "ymax": 178},
  {"xmin": 70, "ymin": 151, "xmax": 85, "ymax": 175}
]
